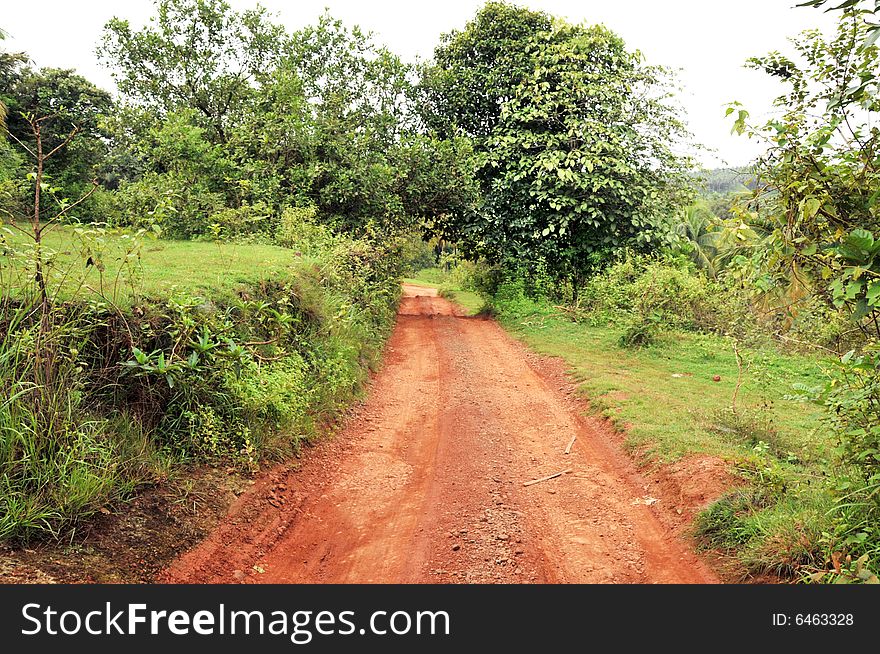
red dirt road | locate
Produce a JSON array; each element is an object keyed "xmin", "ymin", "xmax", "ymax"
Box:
[{"xmin": 160, "ymin": 284, "xmax": 718, "ymax": 584}]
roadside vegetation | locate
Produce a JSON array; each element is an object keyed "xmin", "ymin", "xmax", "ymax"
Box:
[{"xmin": 0, "ymin": 0, "xmax": 452, "ymax": 543}]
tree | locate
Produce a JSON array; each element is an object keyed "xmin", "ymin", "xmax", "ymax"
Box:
[
  {"xmin": 280, "ymin": 14, "xmax": 434, "ymax": 233},
  {"xmin": 6, "ymin": 67, "xmax": 113, "ymax": 198},
  {"xmin": 732, "ymin": 12, "xmax": 880, "ymax": 334},
  {"xmin": 98, "ymin": 0, "xmax": 286, "ymax": 143},
  {"xmin": 100, "ymin": 3, "xmax": 478, "ymax": 239},
  {"xmin": 422, "ymin": 7, "xmax": 693, "ymax": 296},
  {"xmin": 0, "ymin": 32, "xmax": 9, "ymax": 133},
  {"xmin": 676, "ymin": 203, "xmax": 721, "ymax": 277},
  {"xmin": 0, "ymin": 55, "xmax": 113, "ymax": 218},
  {"xmin": 799, "ymin": 0, "xmax": 880, "ymax": 44},
  {"xmin": 8, "ymin": 111, "xmax": 97, "ymax": 319},
  {"xmin": 419, "ymin": 1, "xmax": 551, "ymax": 139}
]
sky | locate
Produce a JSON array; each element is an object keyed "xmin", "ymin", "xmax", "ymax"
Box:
[{"xmin": 0, "ymin": 0, "xmax": 840, "ymax": 167}]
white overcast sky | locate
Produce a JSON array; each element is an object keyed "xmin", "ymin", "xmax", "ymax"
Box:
[{"xmin": 1, "ymin": 0, "xmax": 839, "ymax": 167}]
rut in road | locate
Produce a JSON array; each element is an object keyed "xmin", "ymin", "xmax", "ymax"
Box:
[{"xmin": 161, "ymin": 285, "xmax": 717, "ymax": 584}]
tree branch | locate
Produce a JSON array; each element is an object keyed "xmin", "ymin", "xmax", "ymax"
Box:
[
  {"xmin": 44, "ymin": 125, "xmax": 80, "ymax": 160},
  {"xmin": 40, "ymin": 179, "xmax": 99, "ymax": 234},
  {"xmin": 5, "ymin": 129, "xmax": 36, "ymax": 158}
]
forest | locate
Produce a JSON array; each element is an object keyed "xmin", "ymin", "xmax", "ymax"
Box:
[{"xmin": 1, "ymin": 0, "xmax": 879, "ymax": 585}]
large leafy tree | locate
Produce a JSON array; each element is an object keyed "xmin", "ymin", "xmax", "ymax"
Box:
[
  {"xmin": 227, "ymin": 13, "xmax": 476, "ymax": 235},
  {"xmin": 420, "ymin": 2, "xmax": 551, "ymax": 139},
  {"xmin": 2, "ymin": 61, "xmax": 113, "ymax": 207},
  {"xmin": 282, "ymin": 15, "xmax": 416, "ymax": 231},
  {"xmin": 100, "ymin": 2, "xmax": 476, "ymax": 239},
  {"xmin": 421, "ymin": 5, "xmax": 693, "ymax": 294},
  {"xmin": 98, "ymin": 0, "xmax": 286, "ymax": 143}
]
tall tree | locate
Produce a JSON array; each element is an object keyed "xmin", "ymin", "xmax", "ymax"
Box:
[
  {"xmin": 421, "ymin": 6, "xmax": 693, "ymax": 294},
  {"xmin": 419, "ymin": 1, "xmax": 551, "ymax": 139},
  {"xmin": 1, "ymin": 59, "xmax": 113, "ymax": 212},
  {"xmin": 98, "ymin": 0, "xmax": 286, "ymax": 143}
]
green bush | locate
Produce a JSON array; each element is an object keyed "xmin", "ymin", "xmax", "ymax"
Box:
[
  {"xmin": 401, "ymin": 235, "xmax": 436, "ymax": 275},
  {"xmin": 114, "ymin": 172, "xmax": 224, "ymax": 238},
  {"xmin": 444, "ymin": 259, "xmax": 500, "ymax": 295},
  {"xmin": 579, "ymin": 254, "xmax": 641, "ymax": 319},
  {"xmin": 580, "ymin": 254, "xmax": 746, "ymax": 336},
  {"xmin": 787, "ymin": 295, "xmax": 855, "ymax": 352},
  {"xmin": 618, "ymin": 315, "xmax": 658, "ymax": 347},
  {"xmin": 814, "ymin": 348, "xmax": 880, "ymax": 570},
  {"xmin": 207, "ymin": 203, "xmax": 273, "ymax": 241},
  {"xmin": 487, "ymin": 274, "xmax": 548, "ymax": 319},
  {"xmin": 275, "ymin": 205, "xmax": 337, "ymax": 254}
]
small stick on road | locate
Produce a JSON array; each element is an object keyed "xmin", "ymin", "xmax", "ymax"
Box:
[
  {"xmin": 564, "ymin": 435, "xmax": 576, "ymax": 455},
  {"xmin": 523, "ymin": 469, "xmax": 573, "ymax": 487}
]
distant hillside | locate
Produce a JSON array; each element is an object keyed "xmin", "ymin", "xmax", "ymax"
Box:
[{"xmin": 696, "ymin": 167, "xmax": 758, "ymax": 195}]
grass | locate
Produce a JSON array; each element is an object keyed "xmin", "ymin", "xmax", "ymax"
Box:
[
  {"xmin": 0, "ymin": 224, "xmax": 398, "ymax": 543},
  {"xmin": 1, "ymin": 224, "xmax": 309, "ymax": 305},
  {"xmin": 410, "ymin": 266, "xmax": 828, "ymax": 463},
  {"xmin": 502, "ymin": 311, "xmax": 828, "ymax": 463},
  {"xmin": 403, "ymin": 266, "xmax": 447, "ymax": 286}
]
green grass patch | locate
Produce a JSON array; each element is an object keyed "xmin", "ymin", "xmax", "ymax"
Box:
[
  {"xmin": 1, "ymin": 225, "xmax": 311, "ymax": 305},
  {"xmin": 404, "ymin": 266, "xmax": 447, "ymax": 286},
  {"xmin": 497, "ymin": 305, "xmax": 827, "ymax": 463}
]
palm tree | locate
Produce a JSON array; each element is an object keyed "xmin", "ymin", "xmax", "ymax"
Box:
[{"xmin": 676, "ymin": 202, "xmax": 720, "ymax": 277}]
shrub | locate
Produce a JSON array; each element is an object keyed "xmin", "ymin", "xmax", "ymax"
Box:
[
  {"xmin": 580, "ymin": 254, "xmax": 746, "ymax": 336},
  {"xmin": 814, "ymin": 348, "xmax": 880, "ymax": 568},
  {"xmin": 487, "ymin": 274, "xmax": 548, "ymax": 319},
  {"xmin": 822, "ymin": 349, "xmax": 880, "ymax": 485},
  {"xmin": 787, "ymin": 295, "xmax": 856, "ymax": 353},
  {"xmin": 275, "ymin": 205, "xmax": 337, "ymax": 254},
  {"xmin": 207, "ymin": 203, "xmax": 273, "ymax": 241},
  {"xmin": 0, "ymin": 218, "xmax": 404, "ymax": 542},
  {"xmin": 401, "ymin": 235, "xmax": 436, "ymax": 275},
  {"xmin": 114, "ymin": 172, "xmax": 224, "ymax": 238},
  {"xmin": 444, "ymin": 259, "xmax": 501, "ymax": 295},
  {"xmin": 618, "ymin": 315, "xmax": 657, "ymax": 347}
]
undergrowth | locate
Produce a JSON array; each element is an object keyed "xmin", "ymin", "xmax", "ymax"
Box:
[{"xmin": 0, "ymin": 213, "xmax": 403, "ymax": 542}]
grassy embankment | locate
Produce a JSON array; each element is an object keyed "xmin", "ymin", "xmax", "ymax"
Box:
[
  {"xmin": 0, "ymin": 225, "xmax": 400, "ymax": 542},
  {"xmin": 1, "ymin": 226, "xmax": 312, "ymax": 302}
]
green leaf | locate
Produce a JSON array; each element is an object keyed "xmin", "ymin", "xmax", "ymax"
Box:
[
  {"xmin": 845, "ymin": 279, "xmax": 864, "ymax": 299},
  {"xmin": 847, "ymin": 229, "xmax": 875, "ymax": 254},
  {"xmin": 867, "ymin": 281, "xmax": 880, "ymax": 306},
  {"xmin": 802, "ymin": 197, "xmax": 821, "ymax": 220}
]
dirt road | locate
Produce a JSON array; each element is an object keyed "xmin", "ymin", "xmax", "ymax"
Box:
[{"xmin": 161, "ymin": 284, "xmax": 717, "ymax": 584}]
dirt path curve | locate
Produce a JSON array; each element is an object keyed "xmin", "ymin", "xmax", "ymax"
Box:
[{"xmin": 160, "ymin": 284, "xmax": 717, "ymax": 584}]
